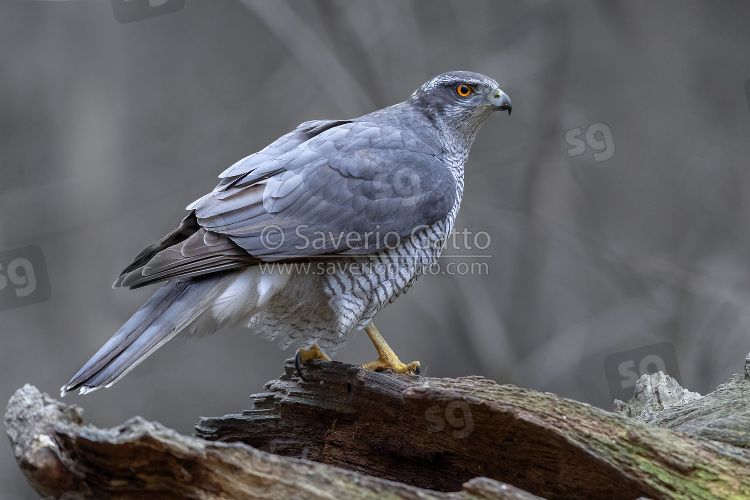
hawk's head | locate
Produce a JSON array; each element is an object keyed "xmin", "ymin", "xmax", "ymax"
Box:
[{"xmin": 408, "ymin": 71, "xmax": 511, "ymax": 148}]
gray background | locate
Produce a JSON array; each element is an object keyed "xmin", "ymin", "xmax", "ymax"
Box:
[{"xmin": 2, "ymin": 1, "xmax": 750, "ymax": 497}]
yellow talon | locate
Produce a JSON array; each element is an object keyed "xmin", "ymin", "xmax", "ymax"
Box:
[
  {"xmin": 361, "ymin": 322, "xmax": 420, "ymax": 375},
  {"xmin": 294, "ymin": 345, "xmax": 331, "ymax": 381},
  {"xmin": 298, "ymin": 344, "xmax": 331, "ymax": 362}
]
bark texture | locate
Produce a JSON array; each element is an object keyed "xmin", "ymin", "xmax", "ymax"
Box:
[
  {"xmin": 7, "ymin": 354, "xmax": 750, "ymax": 500},
  {"xmin": 4, "ymin": 383, "xmax": 539, "ymax": 500}
]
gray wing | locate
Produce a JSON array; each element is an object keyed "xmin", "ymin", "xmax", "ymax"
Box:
[
  {"xmin": 116, "ymin": 119, "xmax": 455, "ymax": 288},
  {"xmin": 193, "ymin": 120, "xmax": 456, "ymax": 259},
  {"xmin": 115, "ymin": 119, "xmax": 351, "ymax": 288}
]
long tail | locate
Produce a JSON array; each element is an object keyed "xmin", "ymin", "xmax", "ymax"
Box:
[{"xmin": 61, "ymin": 275, "xmax": 233, "ymax": 396}]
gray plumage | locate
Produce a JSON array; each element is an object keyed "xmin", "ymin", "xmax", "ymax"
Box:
[{"xmin": 62, "ymin": 71, "xmax": 511, "ymax": 396}]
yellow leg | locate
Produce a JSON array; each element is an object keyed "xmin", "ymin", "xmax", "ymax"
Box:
[
  {"xmin": 361, "ymin": 322, "xmax": 420, "ymax": 375},
  {"xmin": 295, "ymin": 345, "xmax": 331, "ymax": 381}
]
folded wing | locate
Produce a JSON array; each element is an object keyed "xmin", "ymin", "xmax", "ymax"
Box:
[{"xmin": 116, "ymin": 118, "xmax": 454, "ymax": 289}]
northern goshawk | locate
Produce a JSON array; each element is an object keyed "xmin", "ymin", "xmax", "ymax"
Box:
[{"xmin": 61, "ymin": 71, "xmax": 511, "ymax": 396}]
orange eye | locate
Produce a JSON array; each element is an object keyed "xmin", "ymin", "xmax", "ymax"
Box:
[{"xmin": 457, "ymin": 84, "xmax": 472, "ymax": 96}]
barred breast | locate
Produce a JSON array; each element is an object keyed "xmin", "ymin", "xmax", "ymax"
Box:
[
  {"xmin": 238, "ymin": 164, "xmax": 465, "ymax": 355},
  {"xmin": 322, "ymin": 167, "xmax": 465, "ymax": 342}
]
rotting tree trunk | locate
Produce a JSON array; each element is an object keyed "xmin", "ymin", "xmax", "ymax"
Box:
[
  {"xmin": 4, "ymin": 384, "xmax": 539, "ymax": 500},
  {"xmin": 195, "ymin": 358, "xmax": 750, "ymax": 499},
  {"xmin": 7, "ymin": 355, "xmax": 750, "ymax": 500}
]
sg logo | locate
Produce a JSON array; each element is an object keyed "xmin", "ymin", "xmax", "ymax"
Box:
[
  {"xmin": 603, "ymin": 342, "xmax": 681, "ymax": 403},
  {"xmin": 425, "ymin": 401, "xmax": 474, "ymax": 439},
  {"xmin": 565, "ymin": 122, "xmax": 615, "ymax": 162},
  {"xmin": 0, "ymin": 246, "xmax": 51, "ymax": 312},
  {"xmin": 111, "ymin": 0, "xmax": 185, "ymax": 24}
]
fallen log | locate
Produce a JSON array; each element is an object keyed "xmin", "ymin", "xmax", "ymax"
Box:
[
  {"xmin": 194, "ymin": 359, "xmax": 750, "ymax": 499},
  {"xmin": 6, "ymin": 355, "xmax": 750, "ymax": 499},
  {"xmin": 4, "ymin": 384, "xmax": 539, "ymax": 500}
]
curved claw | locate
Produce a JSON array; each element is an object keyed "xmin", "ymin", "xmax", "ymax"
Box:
[
  {"xmin": 294, "ymin": 345, "xmax": 331, "ymax": 381},
  {"xmin": 294, "ymin": 350, "xmax": 308, "ymax": 381}
]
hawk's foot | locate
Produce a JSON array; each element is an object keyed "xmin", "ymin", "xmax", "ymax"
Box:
[
  {"xmin": 362, "ymin": 322, "xmax": 420, "ymax": 375},
  {"xmin": 294, "ymin": 345, "xmax": 331, "ymax": 381}
]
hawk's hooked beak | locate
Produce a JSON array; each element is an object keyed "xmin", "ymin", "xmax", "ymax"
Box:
[{"xmin": 491, "ymin": 90, "xmax": 512, "ymax": 115}]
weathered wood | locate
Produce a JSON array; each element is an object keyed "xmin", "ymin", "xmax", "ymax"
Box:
[
  {"xmin": 615, "ymin": 353, "xmax": 750, "ymax": 449},
  {"xmin": 4, "ymin": 384, "xmax": 539, "ymax": 500},
  {"xmin": 7, "ymin": 354, "xmax": 750, "ymax": 500},
  {"xmin": 195, "ymin": 359, "xmax": 750, "ymax": 500}
]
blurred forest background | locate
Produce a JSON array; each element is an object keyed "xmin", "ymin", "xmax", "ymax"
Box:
[{"xmin": 3, "ymin": 1, "xmax": 750, "ymax": 497}]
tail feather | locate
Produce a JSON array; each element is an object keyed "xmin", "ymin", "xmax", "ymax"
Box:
[{"xmin": 61, "ymin": 275, "xmax": 233, "ymax": 396}]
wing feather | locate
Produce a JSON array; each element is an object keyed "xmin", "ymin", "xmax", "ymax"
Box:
[
  {"xmin": 192, "ymin": 121, "xmax": 455, "ymax": 260},
  {"xmin": 115, "ymin": 115, "xmax": 452, "ymax": 288}
]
